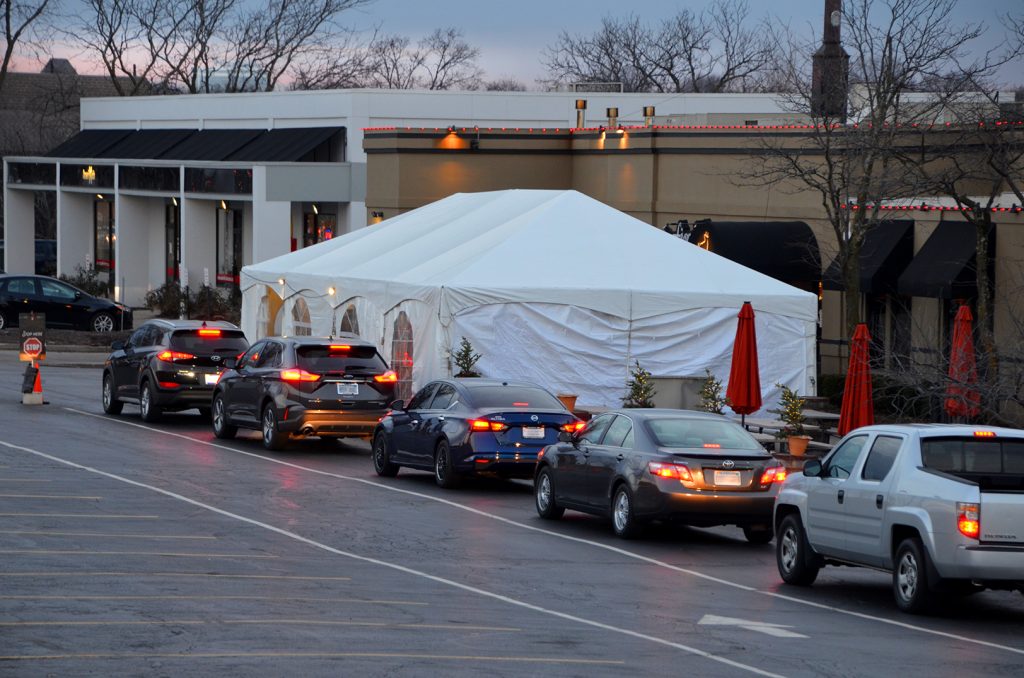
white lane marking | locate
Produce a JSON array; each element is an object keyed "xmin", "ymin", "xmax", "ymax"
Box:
[
  {"xmin": 699, "ymin": 615, "xmax": 808, "ymax": 639},
  {"xmin": 0, "ymin": 438, "xmax": 783, "ymax": 678},
  {"xmin": 60, "ymin": 408, "xmax": 1024, "ymax": 658}
]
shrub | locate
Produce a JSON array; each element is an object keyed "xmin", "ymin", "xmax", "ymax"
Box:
[
  {"xmin": 623, "ymin": 360, "xmax": 656, "ymax": 408},
  {"xmin": 144, "ymin": 282, "xmax": 187, "ymax": 318},
  {"xmin": 450, "ymin": 336, "xmax": 482, "ymax": 377},
  {"xmin": 698, "ymin": 369, "xmax": 729, "ymax": 414},
  {"xmin": 60, "ymin": 265, "xmax": 110, "ymax": 299}
]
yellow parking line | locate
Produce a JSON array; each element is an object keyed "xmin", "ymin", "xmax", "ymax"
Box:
[
  {"xmin": 0, "ymin": 513, "xmax": 160, "ymax": 519},
  {"xmin": 0, "ymin": 596, "xmax": 423, "ymax": 605},
  {"xmin": 0, "ymin": 531, "xmax": 217, "ymax": 540},
  {"xmin": 0, "ymin": 652, "xmax": 623, "ymax": 665},
  {"xmin": 0, "ymin": 572, "xmax": 350, "ymax": 581},
  {"xmin": 0, "ymin": 550, "xmax": 277, "ymax": 558},
  {"xmin": 0, "ymin": 619, "xmax": 519, "ymax": 632},
  {"xmin": 0, "ymin": 494, "xmax": 102, "ymax": 500}
]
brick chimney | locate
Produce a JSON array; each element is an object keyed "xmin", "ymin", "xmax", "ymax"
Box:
[{"xmin": 811, "ymin": 0, "xmax": 850, "ymax": 120}]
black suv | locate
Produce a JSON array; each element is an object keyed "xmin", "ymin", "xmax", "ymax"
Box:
[
  {"xmin": 0, "ymin": 274, "xmax": 132, "ymax": 332},
  {"xmin": 211, "ymin": 335, "xmax": 397, "ymax": 450},
  {"xmin": 102, "ymin": 319, "xmax": 249, "ymax": 421}
]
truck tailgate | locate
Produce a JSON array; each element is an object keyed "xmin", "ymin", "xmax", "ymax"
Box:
[{"xmin": 981, "ymin": 493, "xmax": 1024, "ymax": 544}]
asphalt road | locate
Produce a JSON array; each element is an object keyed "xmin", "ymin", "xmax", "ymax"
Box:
[{"xmin": 1, "ymin": 358, "xmax": 1023, "ymax": 677}]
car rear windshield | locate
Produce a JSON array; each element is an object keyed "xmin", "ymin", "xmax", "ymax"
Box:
[
  {"xmin": 170, "ymin": 329, "xmax": 248, "ymax": 355},
  {"xmin": 645, "ymin": 418, "xmax": 763, "ymax": 451},
  {"xmin": 921, "ymin": 437, "xmax": 1024, "ymax": 475},
  {"xmin": 467, "ymin": 386, "xmax": 564, "ymax": 410},
  {"xmin": 295, "ymin": 345, "xmax": 388, "ymax": 374}
]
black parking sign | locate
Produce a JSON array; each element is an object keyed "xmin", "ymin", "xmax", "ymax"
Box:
[{"xmin": 19, "ymin": 313, "xmax": 46, "ymax": 362}]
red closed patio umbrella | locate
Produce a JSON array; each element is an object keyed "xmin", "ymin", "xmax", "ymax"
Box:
[
  {"xmin": 726, "ymin": 302, "xmax": 762, "ymax": 425},
  {"xmin": 945, "ymin": 305, "xmax": 981, "ymax": 421},
  {"xmin": 838, "ymin": 323, "xmax": 874, "ymax": 436}
]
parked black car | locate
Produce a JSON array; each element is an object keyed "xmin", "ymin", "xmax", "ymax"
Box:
[
  {"xmin": 0, "ymin": 273, "xmax": 131, "ymax": 332},
  {"xmin": 372, "ymin": 378, "xmax": 582, "ymax": 488},
  {"xmin": 103, "ymin": 319, "xmax": 248, "ymax": 421},
  {"xmin": 534, "ymin": 409, "xmax": 787, "ymax": 541},
  {"xmin": 211, "ymin": 335, "xmax": 398, "ymax": 450}
]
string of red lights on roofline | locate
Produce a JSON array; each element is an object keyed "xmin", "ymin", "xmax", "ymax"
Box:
[
  {"xmin": 363, "ymin": 120, "xmax": 1024, "ymax": 133},
  {"xmin": 841, "ymin": 204, "xmax": 1023, "ymax": 213}
]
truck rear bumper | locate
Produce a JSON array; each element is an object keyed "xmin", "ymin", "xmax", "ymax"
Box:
[{"xmin": 941, "ymin": 543, "xmax": 1024, "ymax": 581}]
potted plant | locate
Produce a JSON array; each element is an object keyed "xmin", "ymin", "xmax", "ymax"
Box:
[{"xmin": 771, "ymin": 384, "xmax": 811, "ymax": 455}]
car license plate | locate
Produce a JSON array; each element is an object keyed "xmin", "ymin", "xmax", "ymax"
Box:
[
  {"xmin": 204, "ymin": 373, "xmax": 219, "ymax": 385},
  {"xmin": 522, "ymin": 426, "xmax": 545, "ymax": 439},
  {"xmin": 336, "ymin": 382, "xmax": 359, "ymax": 396},
  {"xmin": 714, "ymin": 470, "xmax": 742, "ymax": 487}
]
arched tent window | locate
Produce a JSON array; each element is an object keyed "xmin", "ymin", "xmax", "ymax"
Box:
[
  {"xmin": 391, "ymin": 311, "xmax": 413, "ymax": 402},
  {"xmin": 292, "ymin": 298, "xmax": 312, "ymax": 336},
  {"xmin": 339, "ymin": 304, "xmax": 360, "ymax": 335}
]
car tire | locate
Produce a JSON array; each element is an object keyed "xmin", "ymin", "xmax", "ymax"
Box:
[
  {"xmin": 611, "ymin": 485, "xmax": 640, "ymax": 539},
  {"xmin": 139, "ymin": 380, "xmax": 161, "ymax": 422},
  {"xmin": 0, "ymin": 311, "xmax": 7, "ymax": 331},
  {"xmin": 101, "ymin": 372, "xmax": 123, "ymax": 415},
  {"xmin": 261, "ymin": 404, "xmax": 287, "ymax": 451},
  {"xmin": 433, "ymin": 439, "xmax": 460, "ymax": 489},
  {"xmin": 372, "ymin": 433, "xmax": 400, "ymax": 477},
  {"xmin": 893, "ymin": 537, "xmax": 935, "ymax": 614},
  {"xmin": 743, "ymin": 524, "xmax": 774, "ymax": 545},
  {"xmin": 776, "ymin": 514, "xmax": 820, "ymax": 586},
  {"xmin": 211, "ymin": 394, "xmax": 237, "ymax": 439},
  {"xmin": 534, "ymin": 468, "xmax": 564, "ymax": 520},
  {"xmin": 91, "ymin": 312, "xmax": 115, "ymax": 333}
]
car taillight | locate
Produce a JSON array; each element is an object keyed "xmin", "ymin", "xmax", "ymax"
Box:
[
  {"xmin": 157, "ymin": 350, "xmax": 195, "ymax": 362},
  {"xmin": 648, "ymin": 461, "xmax": 693, "ymax": 483},
  {"xmin": 198, "ymin": 329, "xmax": 221, "ymax": 337},
  {"xmin": 279, "ymin": 369, "xmax": 320, "ymax": 383},
  {"xmin": 469, "ymin": 419, "xmax": 508, "ymax": 432},
  {"xmin": 560, "ymin": 420, "xmax": 586, "ymax": 433},
  {"xmin": 957, "ymin": 502, "xmax": 980, "ymax": 539},
  {"xmin": 158, "ymin": 381, "xmax": 180, "ymax": 389},
  {"xmin": 374, "ymin": 370, "xmax": 398, "ymax": 383},
  {"xmin": 760, "ymin": 466, "xmax": 787, "ymax": 485}
]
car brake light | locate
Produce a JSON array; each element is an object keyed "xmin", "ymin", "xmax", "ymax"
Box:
[
  {"xmin": 469, "ymin": 419, "xmax": 508, "ymax": 432},
  {"xmin": 648, "ymin": 461, "xmax": 693, "ymax": 483},
  {"xmin": 973, "ymin": 431, "xmax": 996, "ymax": 438},
  {"xmin": 957, "ymin": 502, "xmax": 980, "ymax": 539},
  {"xmin": 513, "ymin": 402, "xmax": 529, "ymax": 406},
  {"xmin": 373, "ymin": 370, "xmax": 398, "ymax": 383},
  {"xmin": 703, "ymin": 443, "xmax": 721, "ymax": 448},
  {"xmin": 329, "ymin": 345, "xmax": 351, "ymax": 350},
  {"xmin": 198, "ymin": 329, "xmax": 221, "ymax": 337},
  {"xmin": 157, "ymin": 350, "xmax": 195, "ymax": 362},
  {"xmin": 158, "ymin": 381, "xmax": 180, "ymax": 389},
  {"xmin": 279, "ymin": 369, "xmax": 320, "ymax": 382},
  {"xmin": 560, "ymin": 420, "xmax": 586, "ymax": 433},
  {"xmin": 760, "ymin": 466, "xmax": 787, "ymax": 485}
]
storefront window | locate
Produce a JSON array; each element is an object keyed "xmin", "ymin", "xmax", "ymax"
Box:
[
  {"xmin": 215, "ymin": 203, "xmax": 243, "ymax": 286},
  {"xmin": 121, "ymin": 166, "xmax": 180, "ymax": 192},
  {"xmin": 165, "ymin": 202, "xmax": 180, "ymax": 284},
  {"xmin": 94, "ymin": 199, "xmax": 115, "ymax": 292},
  {"xmin": 339, "ymin": 305, "xmax": 359, "ymax": 335},
  {"xmin": 184, "ymin": 168, "xmax": 252, "ymax": 194},
  {"xmin": 303, "ymin": 211, "xmax": 336, "ymax": 247},
  {"xmin": 391, "ymin": 311, "xmax": 414, "ymax": 402},
  {"xmin": 62, "ymin": 164, "xmax": 114, "ymax": 188},
  {"xmin": 8, "ymin": 162, "xmax": 56, "ymax": 185},
  {"xmin": 292, "ymin": 298, "xmax": 312, "ymax": 336}
]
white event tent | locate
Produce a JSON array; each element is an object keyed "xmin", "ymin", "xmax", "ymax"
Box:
[{"xmin": 240, "ymin": 189, "xmax": 818, "ymax": 410}]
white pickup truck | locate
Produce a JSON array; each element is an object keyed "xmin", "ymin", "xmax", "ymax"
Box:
[{"xmin": 774, "ymin": 424, "xmax": 1024, "ymax": 613}]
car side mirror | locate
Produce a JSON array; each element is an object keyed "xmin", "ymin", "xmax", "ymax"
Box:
[
  {"xmin": 803, "ymin": 460, "xmax": 823, "ymax": 477},
  {"xmin": 111, "ymin": 340, "xmax": 125, "ymax": 351},
  {"xmin": 223, "ymin": 357, "xmax": 237, "ymax": 369},
  {"xmin": 389, "ymin": 399, "xmax": 406, "ymax": 411},
  {"xmin": 74, "ymin": 290, "xmax": 82, "ymax": 300},
  {"xmin": 557, "ymin": 430, "xmax": 574, "ymax": 443}
]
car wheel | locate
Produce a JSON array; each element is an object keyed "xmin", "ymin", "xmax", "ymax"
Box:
[
  {"xmin": 743, "ymin": 524, "xmax": 774, "ymax": 545},
  {"xmin": 0, "ymin": 311, "xmax": 7, "ymax": 331},
  {"xmin": 139, "ymin": 381, "xmax": 161, "ymax": 422},
  {"xmin": 611, "ymin": 485, "xmax": 640, "ymax": 539},
  {"xmin": 534, "ymin": 468, "xmax": 564, "ymax": 520},
  {"xmin": 372, "ymin": 433, "xmax": 400, "ymax": 477},
  {"xmin": 91, "ymin": 312, "xmax": 115, "ymax": 333},
  {"xmin": 776, "ymin": 514, "xmax": 820, "ymax": 586},
  {"xmin": 894, "ymin": 537, "xmax": 935, "ymax": 614},
  {"xmin": 211, "ymin": 394, "xmax": 237, "ymax": 439},
  {"xmin": 261, "ymin": 404, "xmax": 287, "ymax": 451},
  {"xmin": 101, "ymin": 373, "xmax": 123, "ymax": 415},
  {"xmin": 433, "ymin": 439, "xmax": 460, "ymax": 489}
]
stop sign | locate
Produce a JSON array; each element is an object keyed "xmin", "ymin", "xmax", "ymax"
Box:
[{"xmin": 22, "ymin": 336, "xmax": 43, "ymax": 357}]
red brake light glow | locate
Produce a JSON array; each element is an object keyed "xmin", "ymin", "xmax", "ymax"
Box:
[
  {"xmin": 973, "ymin": 431, "xmax": 996, "ymax": 438},
  {"xmin": 157, "ymin": 350, "xmax": 195, "ymax": 361},
  {"xmin": 198, "ymin": 329, "xmax": 222, "ymax": 337},
  {"xmin": 513, "ymin": 402, "xmax": 529, "ymax": 407},
  {"xmin": 760, "ymin": 466, "xmax": 787, "ymax": 485},
  {"xmin": 279, "ymin": 369, "xmax": 320, "ymax": 382},
  {"xmin": 957, "ymin": 502, "xmax": 980, "ymax": 539},
  {"xmin": 373, "ymin": 370, "xmax": 398, "ymax": 383},
  {"xmin": 703, "ymin": 443, "xmax": 722, "ymax": 448},
  {"xmin": 329, "ymin": 345, "xmax": 351, "ymax": 350},
  {"xmin": 158, "ymin": 381, "xmax": 180, "ymax": 389},
  {"xmin": 648, "ymin": 461, "xmax": 693, "ymax": 483},
  {"xmin": 560, "ymin": 421, "xmax": 586, "ymax": 433},
  {"xmin": 469, "ymin": 419, "xmax": 508, "ymax": 432}
]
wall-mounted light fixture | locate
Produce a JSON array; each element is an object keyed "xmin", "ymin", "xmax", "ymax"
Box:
[
  {"xmin": 220, "ymin": 200, "xmax": 228, "ymax": 210},
  {"xmin": 328, "ymin": 286, "xmax": 336, "ymax": 296},
  {"xmin": 575, "ymin": 99, "xmax": 587, "ymax": 128},
  {"xmin": 171, "ymin": 197, "xmax": 178, "ymax": 206},
  {"xmin": 371, "ymin": 211, "xmax": 384, "ymax": 224},
  {"xmin": 447, "ymin": 125, "xmax": 456, "ymax": 134},
  {"xmin": 95, "ymin": 194, "xmax": 104, "ymax": 200},
  {"xmin": 312, "ymin": 203, "xmax": 319, "ymax": 215}
]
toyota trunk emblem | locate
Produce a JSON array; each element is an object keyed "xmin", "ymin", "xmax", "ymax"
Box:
[
  {"xmin": 531, "ymin": 415, "xmax": 539, "ymax": 422},
  {"xmin": 722, "ymin": 460, "xmax": 735, "ymax": 469}
]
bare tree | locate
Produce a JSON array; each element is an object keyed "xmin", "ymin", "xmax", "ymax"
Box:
[
  {"xmin": 1, "ymin": 0, "xmax": 53, "ymax": 95},
  {"xmin": 484, "ymin": 76, "xmax": 526, "ymax": 92},
  {"xmin": 367, "ymin": 33, "xmax": 423, "ymax": 89},
  {"xmin": 418, "ymin": 27, "xmax": 480, "ymax": 90}
]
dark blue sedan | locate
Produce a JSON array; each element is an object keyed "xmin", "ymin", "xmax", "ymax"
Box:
[{"xmin": 372, "ymin": 378, "xmax": 582, "ymax": 488}]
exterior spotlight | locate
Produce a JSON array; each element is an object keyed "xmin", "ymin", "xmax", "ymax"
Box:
[
  {"xmin": 328, "ymin": 286, "xmax": 336, "ymax": 296},
  {"xmin": 95, "ymin": 194, "xmax": 104, "ymax": 200},
  {"xmin": 220, "ymin": 200, "xmax": 227, "ymax": 210},
  {"xmin": 171, "ymin": 197, "xmax": 178, "ymax": 206},
  {"xmin": 312, "ymin": 203, "xmax": 319, "ymax": 215}
]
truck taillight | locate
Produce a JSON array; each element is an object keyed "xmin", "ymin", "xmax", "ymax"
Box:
[{"xmin": 957, "ymin": 502, "xmax": 980, "ymax": 539}]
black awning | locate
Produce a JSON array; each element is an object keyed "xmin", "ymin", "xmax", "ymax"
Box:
[
  {"xmin": 158, "ymin": 129, "xmax": 265, "ymax": 161},
  {"xmin": 99, "ymin": 129, "xmax": 195, "ymax": 159},
  {"xmin": 226, "ymin": 127, "xmax": 342, "ymax": 161},
  {"xmin": 46, "ymin": 129, "xmax": 133, "ymax": 158},
  {"xmin": 687, "ymin": 221, "xmax": 821, "ymax": 286},
  {"xmin": 897, "ymin": 221, "xmax": 995, "ymax": 299},
  {"xmin": 823, "ymin": 220, "xmax": 914, "ymax": 293}
]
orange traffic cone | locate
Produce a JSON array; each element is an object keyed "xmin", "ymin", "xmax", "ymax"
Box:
[
  {"xmin": 33, "ymin": 368, "xmax": 42, "ymax": 394},
  {"xmin": 22, "ymin": 362, "xmax": 44, "ymax": 405}
]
